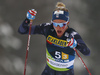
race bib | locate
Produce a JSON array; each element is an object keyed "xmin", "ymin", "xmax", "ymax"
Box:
[{"xmin": 46, "ymin": 49, "xmax": 75, "ymax": 71}]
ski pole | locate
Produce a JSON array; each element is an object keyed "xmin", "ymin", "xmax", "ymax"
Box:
[
  {"xmin": 23, "ymin": 19, "xmax": 33, "ymax": 75},
  {"xmin": 74, "ymin": 48, "xmax": 92, "ymax": 75}
]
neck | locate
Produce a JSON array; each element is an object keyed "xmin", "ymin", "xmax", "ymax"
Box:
[{"xmin": 57, "ymin": 35, "xmax": 63, "ymax": 38}]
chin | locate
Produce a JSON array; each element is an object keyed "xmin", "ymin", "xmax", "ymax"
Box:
[
  {"xmin": 56, "ymin": 30, "xmax": 64, "ymax": 37},
  {"xmin": 57, "ymin": 33, "xmax": 63, "ymax": 37}
]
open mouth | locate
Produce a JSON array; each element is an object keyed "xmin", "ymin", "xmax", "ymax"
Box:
[{"xmin": 57, "ymin": 30, "xmax": 62, "ymax": 34}]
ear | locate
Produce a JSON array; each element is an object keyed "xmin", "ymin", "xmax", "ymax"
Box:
[
  {"xmin": 67, "ymin": 22, "xmax": 69, "ymax": 25},
  {"xmin": 64, "ymin": 25, "xmax": 68, "ymax": 29}
]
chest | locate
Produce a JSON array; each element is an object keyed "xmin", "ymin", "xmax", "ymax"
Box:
[{"xmin": 46, "ymin": 29, "xmax": 75, "ymax": 55}]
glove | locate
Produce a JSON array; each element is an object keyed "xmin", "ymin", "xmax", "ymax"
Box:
[
  {"xmin": 67, "ymin": 38, "xmax": 77, "ymax": 48},
  {"xmin": 27, "ymin": 9, "xmax": 37, "ymax": 20}
]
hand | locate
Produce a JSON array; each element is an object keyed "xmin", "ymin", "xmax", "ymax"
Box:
[
  {"xmin": 67, "ymin": 38, "xmax": 77, "ymax": 48},
  {"xmin": 26, "ymin": 9, "xmax": 37, "ymax": 20}
]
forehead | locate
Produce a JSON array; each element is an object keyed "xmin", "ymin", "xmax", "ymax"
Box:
[{"xmin": 53, "ymin": 19, "xmax": 66, "ymax": 23}]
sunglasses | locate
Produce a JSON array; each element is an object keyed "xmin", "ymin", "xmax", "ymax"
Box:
[{"xmin": 52, "ymin": 22, "xmax": 68, "ymax": 27}]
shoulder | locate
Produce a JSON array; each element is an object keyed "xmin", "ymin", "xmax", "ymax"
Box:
[
  {"xmin": 66, "ymin": 27, "xmax": 80, "ymax": 38},
  {"xmin": 67, "ymin": 27, "xmax": 78, "ymax": 34},
  {"xmin": 39, "ymin": 23, "xmax": 52, "ymax": 27},
  {"xmin": 40, "ymin": 23, "xmax": 53, "ymax": 30},
  {"xmin": 35, "ymin": 23, "xmax": 52, "ymax": 30}
]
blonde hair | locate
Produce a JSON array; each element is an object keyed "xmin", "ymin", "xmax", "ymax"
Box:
[{"xmin": 54, "ymin": 2, "xmax": 68, "ymax": 12}]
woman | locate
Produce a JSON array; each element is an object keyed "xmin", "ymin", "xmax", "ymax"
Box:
[{"xmin": 18, "ymin": 2, "xmax": 90, "ymax": 75}]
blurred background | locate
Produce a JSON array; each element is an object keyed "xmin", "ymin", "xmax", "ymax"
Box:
[{"xmin": 0, "ymin": 0, "xmax": 99, "ymax": 75}]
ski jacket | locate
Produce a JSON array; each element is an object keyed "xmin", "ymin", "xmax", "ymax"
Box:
[{"xmin": 18, "ymin": 18, "xmax": 90, "ymax": 71}]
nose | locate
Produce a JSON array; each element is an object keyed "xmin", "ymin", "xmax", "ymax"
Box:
[{"xmin": 57, "ymin": 25, "xmax": 61, "ymax": 29}]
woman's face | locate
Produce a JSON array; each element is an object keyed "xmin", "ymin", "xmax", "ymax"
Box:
[{"xmin": 53, "ymin": 19, "xmax": 68, "ymax": 37}]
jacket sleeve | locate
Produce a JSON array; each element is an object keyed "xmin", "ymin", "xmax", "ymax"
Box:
[
  {"xmin": 71, "ymin": 31, "xmax": 90, "ymax": 56},
  {"xmin": 18, "ymin": 18, "xmax": 51, "ymax": 36}
]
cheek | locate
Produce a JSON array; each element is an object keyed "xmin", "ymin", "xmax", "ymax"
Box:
[
  {"xmin": 62, "ymin": 26, "xmax": 65, "ymax": 29},
  {"xmin": 53, "ymin": 26, "xmax": 58, "ymax": 30}
]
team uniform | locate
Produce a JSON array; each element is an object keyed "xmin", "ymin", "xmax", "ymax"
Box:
[{"xmin": 18, "ymin": 18, "xmax": 90, "ymax": 75}]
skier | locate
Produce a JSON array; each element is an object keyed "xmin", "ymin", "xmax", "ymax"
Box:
[{"xmin": 18, "ymin": 2, "xmax": 90, "ymax": 75}]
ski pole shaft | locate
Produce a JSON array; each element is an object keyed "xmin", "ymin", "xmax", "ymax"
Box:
[
  {"xmin": 23, "ymin": 20, "xmax": 33, "ymax": 75},
  {"xmin": 74, "ymin": 48, "xmax": 92, "ymax": 75}
]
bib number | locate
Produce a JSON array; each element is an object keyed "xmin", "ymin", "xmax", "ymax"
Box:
[
  {"xmin": 55, "ymin": 51, "xmax": 69, "ymax": 60},
  {"xmin": 55, "ymin": 51, "xmax": 61, "ymax": 59}
]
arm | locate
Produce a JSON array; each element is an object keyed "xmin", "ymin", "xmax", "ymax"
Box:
[
  {"xmin": 18, "ymin": 9, "xmax": 37, "ymax": 34},
  {"xmin": 71, "ymin": 31, "xmax": 90, "ymax": 56},
  {"xmin": 18, "ymin": 18, "xmax": 35, "ymax": 34},
  {"xmin": 18, "ymin": 18, "xmax": 51, "ymax": 35}
]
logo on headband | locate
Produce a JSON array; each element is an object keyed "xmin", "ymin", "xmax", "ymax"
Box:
[{"xmin": 54, "ymin": 10, "xmax": 64, "ymax": 18}]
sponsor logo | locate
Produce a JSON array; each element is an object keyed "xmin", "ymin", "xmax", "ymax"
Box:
[
  {"xmin": 62, "ymin": 52, "xmax": 69, "ymax": 60},
  {"xmin": 65, "ymin": 32, "xmax": 69, "ymax": 37},
  {"xmin": 46, "ymin": 35, "xmax": 68, "ymax": 47},
  {"xmin": 47, "ymin": 57, "xmax": 74, "ymax": 68},
  {"xmin": 54, "ymin": 10, "xmax": 64, "ymax": 18}
]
